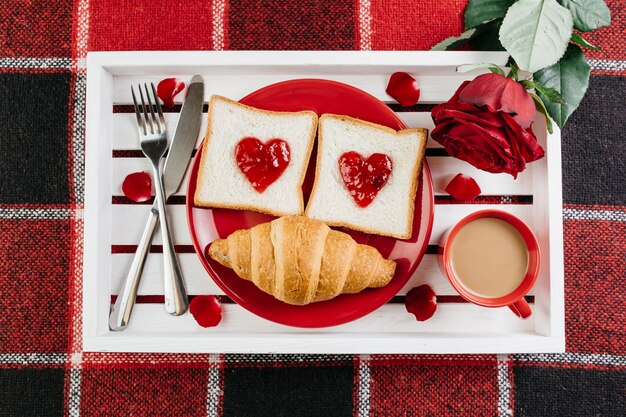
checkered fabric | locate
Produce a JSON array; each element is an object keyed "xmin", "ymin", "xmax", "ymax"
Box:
[{"xmin": 1, "ymin": 0, "xmax": 624, "ymax": 416}]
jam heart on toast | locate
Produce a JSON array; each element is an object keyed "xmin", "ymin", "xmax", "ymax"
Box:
[
  {"xmin": 338, "ymin": 151, "xmax": 392, "ymax": 208},
  {"xmin": 235, "ymin": 137, "xmax": 291, "ymax": 193}
]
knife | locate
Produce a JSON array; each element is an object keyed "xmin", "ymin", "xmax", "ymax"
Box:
[{"xmin": 109, "ymin": 75, "xmax": 204, "ymax": 330}]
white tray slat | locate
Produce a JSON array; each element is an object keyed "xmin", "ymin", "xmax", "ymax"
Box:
[
  {"xmin": 110, "ymin": 204, "xmax": 534, "ymax": 246},
  {"xmin": 85, "ymin": 333, "xmax": 563, "ymax": 354},
  {"xmin": 113, "ymin": 73, "xmax": 477, "ymax": 106},
  {"xmin": 110, "ymin": 253, "xmax": 449, "ymax": 296},
  {"xmin": 111, "ymin": 254, "xmax": 451, "ymax": 297},
  {"xmin": 111, "ymin": 155, "xmax": 532, "ymax": 197},
  {"xmin": 110, "ymin": 252, "xmax": 535, "ymax": 297},
  {"xmin": 121, "ymin": 303, "xmax": 535, "ymax": 335},
  {"xmin": 111, "ymin": 112, "xmax": 441, "ymax": 150}
]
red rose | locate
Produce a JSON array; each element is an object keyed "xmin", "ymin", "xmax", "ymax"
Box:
[{"xmin": 431, "ymin": 73, "xmax": 545, "ymax": 178}]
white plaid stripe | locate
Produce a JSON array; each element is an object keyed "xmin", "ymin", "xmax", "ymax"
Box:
[
  {"xmin": 357, "ymin": 354, "xmax": 371, "ymax": 417},
  {"xmin": 0, "ymin": 353, "xmax": 67, "ymax": 364},
  {"xmin": 588, "ymin": 59, "xmax": 626, "ymax": 72},
  {"xmin": 514, "ymin": 353, "xmax": 626, "ymax": 367},
  {"xmin": 212, "ymin": 0, "xmax": 227, "ymax": 50},
  {"xmin": 497, "ymin": 354, "xmax": 513, "ymax": 417},
  {"xmin": 82, "ymin": 353, "xmax": 213, "ymax": 364},
  {"xmin": 563, "ymin": 208, "xmax": 626, "ymax": 222},
  {"xmin": 0, "ymin": 57, "xmax": 72, "ymax": 69},
  {"xmin": 0, "ymin": 207, "xmax": 78, "ymax": 220},
  {"xmin": 71, "ymin": 72, "xmax": 87, "ymax": 204},
  {"xmin": 224, "ymin": 354, "xmax": 355, "ymax": 363},
  {"xmin": 65, "ymin": 2, "xmax": 90, "ymax": 416},
  {"xmin": 369, "ymin": 354, "xmax": 495, "ymax": 361},
  {"xmin": 206, "ymin": 354, "xmax": 223, "ymax": 417},
  {"xmin": 358, "ymin": 0, "xmax": 373, "ymax": 51},
  {"xmin": 68, "ymin": 355, "xmax": 82, "ymax": 417},
  {"xmin": 74, "ymin": 0, "xmax": 91, "ymax": 68}
]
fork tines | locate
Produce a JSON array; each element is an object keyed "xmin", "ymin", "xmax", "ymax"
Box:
[{"xmin": 131, "ymin": 83, "xmax": 166, "ymax": 136}]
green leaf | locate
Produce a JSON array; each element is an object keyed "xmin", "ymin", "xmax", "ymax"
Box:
[
  {"xmin": 431, "ymin": 28, "xmax": 477, "ymax": 50},
  {"xmin": 571, "ymin": 33, "xmax": 602, "ymax": 50},
  {"xmin": 559, "ymin": 0, "xmax": 611, "ymax": 31},
  {"xmin": 456, "ymin": 63, "xmax": 505, "ymax": 76},
  {"xmin": 533, "ymin": 44, "xmax": 590, "ymax": 128},
  {"xmin": 470, "ymin": 19, "xmax": 506, "ymax": 51},
  {"xmin": 520, "ymin": 80, "xmax": 567, "ymax": 103},
  {"xmin": 499, "ymin": 0, "xmax": 574, "ymax": 72},
  {"xmin": 534, "ymin": 84, "xmax": 567, "ymax": 104},
  {"xmin": 529, "ymin": 92, "xmax": 555, "ymax": 134},
  {"xmin": 464, "ymin": 0, "xmax": 515, "ymax": 29}
]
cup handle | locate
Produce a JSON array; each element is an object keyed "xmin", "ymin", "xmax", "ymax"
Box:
[{"xmin": 508, "ymin": 299, "xmax": 532, "ymax": 319}]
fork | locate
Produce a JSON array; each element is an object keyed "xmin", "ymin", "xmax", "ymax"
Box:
[{"xmin": 131, "ymin": 83, "xmax": 188, "ymax": 316}]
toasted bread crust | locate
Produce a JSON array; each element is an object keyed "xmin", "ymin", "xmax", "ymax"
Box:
[
  {"xmin": 304, "ymin": 114, "xmax": 428, "ymax": 240},
  {"xmin": 193, "ymin": 95, "xmax": 318, "ymax": 215}
]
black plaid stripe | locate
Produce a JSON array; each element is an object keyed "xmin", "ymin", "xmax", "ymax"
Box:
[
  {"xmin": 0, "ymin": 72, "xmax": 71, "ymax": 204},
  {"xmin": 0, "ymin": 368, "xmax": 65, "ymax": 417},
  {"xmin": 513, "ymin": 365, "xmax": 626, "ymax": 416},
  {"xmin": 562, "ymin": 75, "xmax": 626, "ymax": 206},
  {"xmin": 222, "ymin": 361, "xmax": 355, "ymax": 417}
]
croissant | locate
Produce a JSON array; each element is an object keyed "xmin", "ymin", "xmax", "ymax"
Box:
[{"xmin": 208, "ymin": 216, "xmax": 396, "ymax": 305}]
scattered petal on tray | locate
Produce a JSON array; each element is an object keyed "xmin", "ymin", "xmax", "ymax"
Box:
[
  {"xmin": 122, "ymin": 171, "xmax": 152, "ymax": 202},
  {"xmin": 445, "ymin": 173, "xmax": 481, "ymax": 201},
  {"xmin": 386, "ymin": 72, "xmax": 420, "ymax": 107},
  {"xmin": 190, "ymin": 295, "xmax": 222, "ymax": 328},
  {"xmin": 157, "ymin": 78, "xmax": 186, "ymax": 107},
  {"xmin": 405, "ymin": 284, "xmax": 437, "ymax": 321}
]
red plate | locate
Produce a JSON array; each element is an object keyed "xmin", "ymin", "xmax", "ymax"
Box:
[{"xmin": 186, "ymin": 79, "xmax": 434, "ymax": 328}]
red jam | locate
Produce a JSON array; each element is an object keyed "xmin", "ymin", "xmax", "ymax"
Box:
[
  {"xmin": 338, "ymin": 151, "xmax": 392, "ymax": 208},
  {"xmin": 235, "ymin": 137, "xmax": 290, "ymax": 193}
]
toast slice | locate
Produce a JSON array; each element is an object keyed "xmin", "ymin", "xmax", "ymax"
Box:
[
  {"xmin": 305, "ymin": 114, "xmax": 427, "ymax": 239},
  {"xmin": 194, "ymin": 95, "xmax": 317, "ymax": 216}
]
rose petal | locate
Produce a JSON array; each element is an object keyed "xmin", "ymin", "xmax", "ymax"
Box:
[
  {"xmin": 405, "ymin": 284, "xmax": 437, "ymax": 321},
  {"xmin": 431, "ymin": 102, "xmax": 481, "ymax": 124},
  {"xmin": 190, "ymin": 295, "xmax": 222, "ymax": 328},
  {"xmin": 501, "ymin": 113, "xmax": 545, "ymax": 162},
  {"xmin": 434, "ymin": 107, "xmax": 506, "ymax": 127},
  {"xmin": 451, "ymin": 116, "xmax": 514, "ymax": 156},
  {"xmin": 445, "ymin": 174, "xmax": 482, "ymax": 200},
  {"xmin": 444, "ymin": 118, "xmax": 512, "ymax": 161},
  {"xmin": 122, "ymin": 171, "xmax": 152, "ymax": 202},
  {"xmin": 157, "ymin": 78, "xmax": 186, "ymax": 107},
  {"xmin": 386, "ymin": 72, "xmax": 420, "ymax": 107},
  {"xmin": 449, "ymin": 80, "xmax": 471, "ymax": 103},
  {"xmin": 458, "ymin": 73, "xmax": 536, "ymax": 128}
]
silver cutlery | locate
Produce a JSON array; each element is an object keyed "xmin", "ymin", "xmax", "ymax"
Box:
[{"xmin": 109, "ymin": 76, "xmax": 204, "ymax": 330}]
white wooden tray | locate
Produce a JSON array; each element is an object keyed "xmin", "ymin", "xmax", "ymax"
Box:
[{"xmin": 83, "ymin": 51, "xmax": 565, "ymax": 353}]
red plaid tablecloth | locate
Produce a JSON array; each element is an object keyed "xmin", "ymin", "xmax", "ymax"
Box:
[{"xmin": 1, "ymin": 1, "xmax": 624, "ymax": 416}]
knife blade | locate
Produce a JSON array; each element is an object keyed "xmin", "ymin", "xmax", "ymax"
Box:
[
  {"xmin": 163, "ymin": 75, "xmax": 204, "ymax": 197},
  {"xmin": 109, "ymin": 75, "xmax": 204, "ymax": 330}
]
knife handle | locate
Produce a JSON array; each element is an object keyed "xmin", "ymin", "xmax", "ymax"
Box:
[
  {"xmin": 109, "ymin": 206, "xmax": 159, "ymax": 331},
  {"xmin": 153, "ymin": 166, "xmax": 189, "ymax": 316}
]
